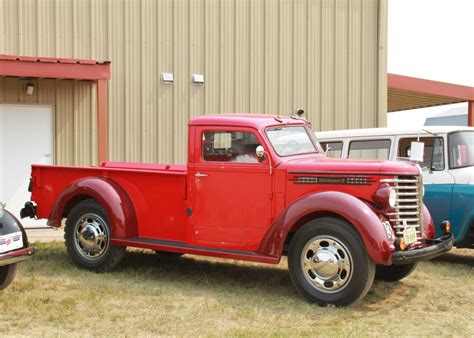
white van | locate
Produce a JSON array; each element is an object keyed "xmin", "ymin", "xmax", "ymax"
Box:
[{"xmin": 316, "ymin": 126, "xmax": 474, "ymax": 248}]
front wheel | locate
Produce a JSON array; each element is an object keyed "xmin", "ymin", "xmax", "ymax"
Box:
[
  {"xmin": 65, "ymin": 199, "xmax": 125, "ymax": 272},
  {"xmin": 288, "ymin": 217, "xmax": 375, "ymax": 307},
  {"xmin": 375, "ymin": 263, "xmax": 417, "ymax": 282},
  {"xmin": 0, "ymin": 263, "xmax": 18, "ymax": 290}
]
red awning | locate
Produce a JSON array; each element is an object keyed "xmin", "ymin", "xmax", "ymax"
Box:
[
  {"xmin": 388, "ymin": 73, "xmax": 474, "ymax": 112},
  {"xmin": 0, "ymin": 54, "xmax": 110, "ymax": 80}
]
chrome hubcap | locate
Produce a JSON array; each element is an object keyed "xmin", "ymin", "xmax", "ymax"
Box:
[
  {"xmin": 301, "ymin": 235, "xmax": 352, "ymax": 293},
  {"xmin": 74, "ymin": 213, "xmax": 109, "ymax": 260}
]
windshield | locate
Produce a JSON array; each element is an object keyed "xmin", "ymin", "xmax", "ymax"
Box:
[
  {"xmin": 266, "ymin": 126, "xmax": 318, "ymax": 156},
  {"xmin": 448, "ymin": 131, "xmax": 474, "ymax": 169}
]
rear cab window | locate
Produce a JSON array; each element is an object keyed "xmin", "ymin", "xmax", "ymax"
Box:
[{"xmin": 348, "ymin": 139, "xmax": 391, "ymax": 160}]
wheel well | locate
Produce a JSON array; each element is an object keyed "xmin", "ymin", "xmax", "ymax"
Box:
[
  {"xmin": 62, "ymin": 195, "xmax": 98, "ymax": 218},
  {"xmin": 282, "ymin": 211, "xmax": 351, "ymax": 254},
  {"xmin": 455, "ymin": 218, "xmax": 474, "ymax": 249}
]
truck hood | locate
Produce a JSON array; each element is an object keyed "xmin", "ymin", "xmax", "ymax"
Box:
[{"xmin": 281, "ymin": 156, "xmax": 420, "ymax": 176}]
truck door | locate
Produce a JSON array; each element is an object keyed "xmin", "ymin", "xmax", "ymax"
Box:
[{"xmin": 191, "ymin": 127, "xmax": 272, "ymax": 251}]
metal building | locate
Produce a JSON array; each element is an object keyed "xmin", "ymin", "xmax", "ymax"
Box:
[{"xmin": 0, "ymin": 0, "xmax": 388, "ymax": 167}]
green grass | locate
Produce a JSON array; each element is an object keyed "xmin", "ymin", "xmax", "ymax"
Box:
[{"xmin": 1, "ymin": 242, "xmax": 473, "ymax": 336}]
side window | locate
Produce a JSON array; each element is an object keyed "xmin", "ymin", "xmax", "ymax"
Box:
[
  {"xmin": 202, "ymin": 131, "xmax": 260, "ymax": 163},
  {"xmin": 320, "ymin": 141, "xmax": 343, "ymax": 158},
  {"xmin": 398, "ymin": 137, "xmax": 444, "ymax": 171},
  {"xmin": 431, "ymin": 138, "xmax": 445, "ymax": 170},
  {"xmin": 348, "ymin": 139, "xmax": 391, "ymax": 160}
]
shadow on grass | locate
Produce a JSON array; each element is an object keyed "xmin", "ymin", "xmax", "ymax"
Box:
[
  {"xmin": 431, "ymin": 251, "xmax": 474, "ymax": 267},
  {"xmin": 27, "ymin": 243, "xmax": 418, "ymax": 308}
]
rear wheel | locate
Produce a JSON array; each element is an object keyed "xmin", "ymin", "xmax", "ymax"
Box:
[
  {"xmin": 0, "ymin": 263, "xmax": 18, "ymax": 290},
  {"xmin": 375, "ymin": 263, "xmax": 417, "ymax": 282},
  {"xmin": 65, "ymin": 199, "xmax": 125, "ymax": 272},
  {"xmin": 288, "ymin": 217, "xmax": 375, "ymax": 306}
]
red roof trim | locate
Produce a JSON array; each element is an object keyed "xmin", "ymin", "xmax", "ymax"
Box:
[
  {"xmin": 0, "ymin": 54, "xmax": 110, "ymax": 80},
  {"xmin": 388, "ymin": 73, "xmax": 474, "ymax": 101}
]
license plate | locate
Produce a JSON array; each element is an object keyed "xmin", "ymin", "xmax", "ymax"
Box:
[
  {"xmin": 0, "ymin": 231, "xmax": 23, "ymax": 254},
  {"xmin": 403, "ymin": 228, "xmax": 417, "ymax": 245}
]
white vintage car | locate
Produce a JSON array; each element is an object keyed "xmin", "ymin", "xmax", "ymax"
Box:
[
  {"xmin": 0, "ymin": 203, "xmax": 35, "ymax": 290},
  {"xmin": 316, "ymin": 126, "xmax": 474, "ymax": 249}
]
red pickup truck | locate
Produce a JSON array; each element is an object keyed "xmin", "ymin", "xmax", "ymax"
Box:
[{"xmin": 22, "ymin": 114, "xmax": 453, "ymax": 306}]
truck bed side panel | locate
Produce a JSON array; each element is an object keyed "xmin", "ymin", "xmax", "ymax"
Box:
[{"xmin": 31, "ymin": 165, "xmax": 188, "ymax": 242}]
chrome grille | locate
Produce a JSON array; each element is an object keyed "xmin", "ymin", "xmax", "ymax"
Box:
[{"xmin": 381, "ymin": 175, "xmax": 424, "ymax": 245}]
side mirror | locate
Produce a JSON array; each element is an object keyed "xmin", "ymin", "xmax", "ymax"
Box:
[
  {"xmin": 255, "ymin": 145, "xmax": 273, "ymax": 174},
  {"xmin": 409, "ymin": 141, "xmax": 424, "ymax": 162},
  {"xmin": 256, "ymin": 145, "xmax": 265, "ymax": 158}
]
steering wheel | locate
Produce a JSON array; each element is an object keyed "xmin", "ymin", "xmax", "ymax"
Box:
[{"xmin": 279, "ymin": 140, "xmax": 299, "ymax": 155}]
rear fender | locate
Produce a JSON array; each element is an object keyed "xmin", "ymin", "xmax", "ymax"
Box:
[
  {"xmin": 257, "ymin": 191, "xmax": 392, "ymax": 265},
  {"xmin": 47, "ymin": 177, "xmax": 138, "ymax": 239}
]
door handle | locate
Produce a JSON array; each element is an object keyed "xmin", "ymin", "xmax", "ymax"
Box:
[{"xmin": 195, "ymin": 172, "xmax": 208, "ymax": 178}]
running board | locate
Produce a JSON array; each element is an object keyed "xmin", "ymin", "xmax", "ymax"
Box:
[{"xmin": 111, "ymin": 237, "xmax": 279, "ymax": 264}]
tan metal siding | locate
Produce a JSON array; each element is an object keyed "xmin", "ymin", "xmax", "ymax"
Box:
[
  {"xmin": 249, "ymin": 0, "xmax": 265, "ymax": 114},
  {"xmin": 141, "ymin": 0, "xmax": 158, "ymax": 163},
  {"xmin": 174, "ymin": 0, "xmax": 190, "ymax": 165},
  {"xmin": 293, "ymin": 0, "xmax": 308, "ymax": 118},
  {"xmin": 157, "ymin": 0, "xmax": 174, "ymax": 163},
  {"xmin": 348, "ymin": 0, "xmax": 363, "ymax": 129},
  {"xmin": 307, "ymin": 0, "xmax": 322, "ymax": 131},
  {"xmin": 376, "ymin": 0, "xmax": 388, "ymax": 125},
  {"xmin": 0, "ymin": 0, "xmax": 387, "ymax": 165}
]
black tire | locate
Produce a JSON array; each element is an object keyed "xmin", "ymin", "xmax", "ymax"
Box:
[
  {"xmin": 65, "ymin": 199, "xmax": 125, "ymax": 272},
  {"xmin": 0, "ymin": 263, "xmax": 18, "ymax": 290},
  {"xmin": 288, "ymin": 217, "xmax": 375, "ymax": 307},
  {"xmin": 375, "ymin": 263, "xmax": 417, "ymax": 282}
]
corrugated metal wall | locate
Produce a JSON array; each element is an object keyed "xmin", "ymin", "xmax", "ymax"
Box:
[{"xmin": 0, "ymin": 0, "xmax": 387, "ymax": 165}]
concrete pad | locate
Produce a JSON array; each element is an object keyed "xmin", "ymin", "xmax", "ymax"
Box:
[{"xmin": 25, "ymin": 227, "xmax": 64, "ymax": 243}]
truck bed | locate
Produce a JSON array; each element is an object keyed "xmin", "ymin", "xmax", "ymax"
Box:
[{"xmin": 31, "ymin": 162, "xmax": 188, "ymax": 242}]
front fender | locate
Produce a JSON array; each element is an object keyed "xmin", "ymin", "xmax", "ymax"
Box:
[
  {"xmin": 423, "ymin": 204, "xmax": 435, "ymax": 239},
  {"xmin": 257, "ymin": 191, "xmax": 392, "ymax": 265},
  {"xmin": 0, "ymin": 209, "xmax": 30, "ymax": 247},
  {"xmin": 47, "ymin": 177, "xmax": 138, "ymax": 239}
]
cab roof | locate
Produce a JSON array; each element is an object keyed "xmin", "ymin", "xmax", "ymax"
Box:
[{"xmin": 189, "ymin": 114, "xmax": 307, "ymax": 129}]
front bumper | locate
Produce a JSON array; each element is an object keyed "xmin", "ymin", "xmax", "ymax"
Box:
[
  {"xmin": 0, "ymin": 246, "xmax": 35, "ymax": 267},
  {"xmin": 391, "ymin": 234, "xmax": 453, "ymax": 265}
]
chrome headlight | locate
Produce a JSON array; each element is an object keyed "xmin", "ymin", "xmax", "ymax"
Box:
[
  {"xmin": 388, "ymin": 188, "xmax": 397, "ymax": 208},
  {"xmin": 0, "ymin": 202, "xmax": 5, "ymax": 218},
  {"xmin": 374, "ymin": 184, "xmax": 398, "ymax": 209}
]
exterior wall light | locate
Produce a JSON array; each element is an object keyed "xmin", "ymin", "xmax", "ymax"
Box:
[
  {"xmin": 161, "ymin": 72, "xmax": 174, "ymax": 84},
  {"xmin": 26, "ymin": 83, "xmax": 34, "ymax": 95},
  {"xmin": 192, "ymin": 74, "xmax": 204, "ymax": 84}
]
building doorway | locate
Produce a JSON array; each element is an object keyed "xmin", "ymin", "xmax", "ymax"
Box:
[{"xmin": 0, "ymin": 104, "xmax": 53, "ymax": 228}]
